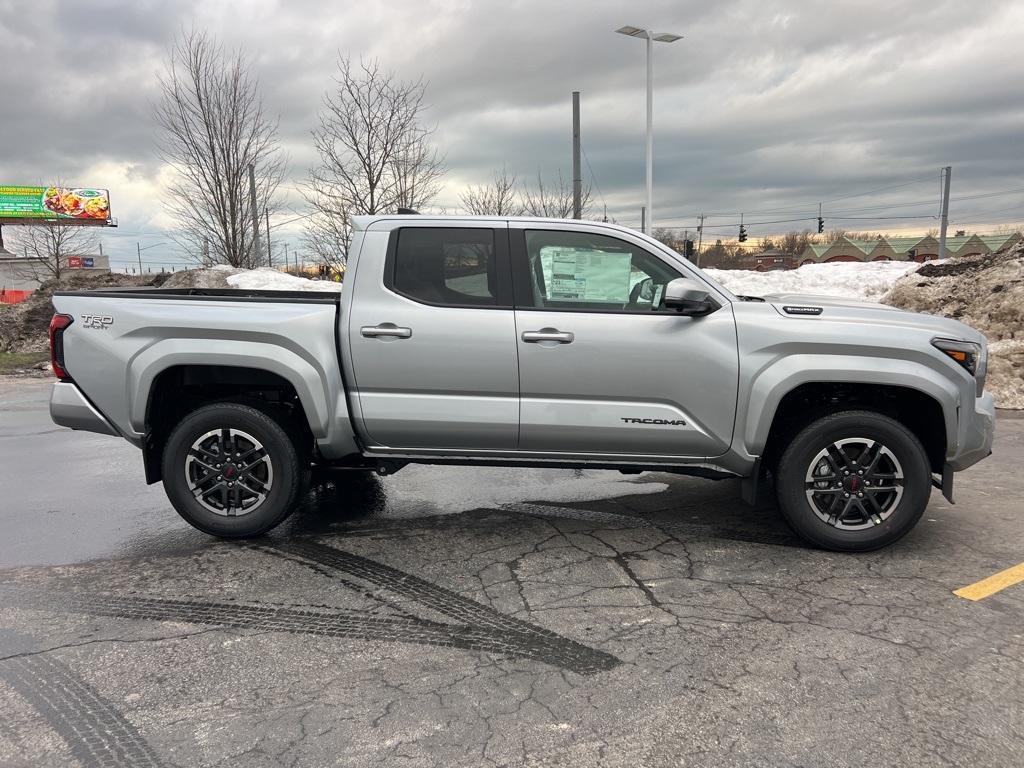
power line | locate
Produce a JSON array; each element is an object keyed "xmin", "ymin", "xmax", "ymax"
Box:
[{"xmin": 580, "ymin": 143, "xmax": 608, "ymax": 216}]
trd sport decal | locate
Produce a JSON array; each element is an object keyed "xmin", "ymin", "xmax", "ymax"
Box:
[{"xmin": 621, "ymin": 417, "xmax": 687, "ymax": 426}]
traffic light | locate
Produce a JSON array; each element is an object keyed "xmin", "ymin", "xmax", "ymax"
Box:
[
  {"xmin": 817, "ymin": 217, "xmax": 824, "ymax": 234},
  {"xmin": 738, "ymin": 225, "xmax": 747, "ymax": 242},
  {"xmin": 684, "ymin": 239, "xmax": 695, "ymax": 258}
]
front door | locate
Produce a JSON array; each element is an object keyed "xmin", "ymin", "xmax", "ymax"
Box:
[
  {"xmin": 511, "ymin": 224, "xmax": 739, "ymax": 458},
  {"xmin": 347, "ymin": 224, "xmax": 519, "ymax": 450}
]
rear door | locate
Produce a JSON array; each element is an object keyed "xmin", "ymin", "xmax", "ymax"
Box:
[
  {"xmin": 347, "ymin": 222, "xmax": 519, "ymax": 450},
  {"xmin": 510, "ymin": 223, "xmax": 739, "ymax": 458}
]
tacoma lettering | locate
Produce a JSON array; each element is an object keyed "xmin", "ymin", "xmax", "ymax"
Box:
[{"xmin": 620, "ymin": 418, "xmax": 687, "ymax": 426}]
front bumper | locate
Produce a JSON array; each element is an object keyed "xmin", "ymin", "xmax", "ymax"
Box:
[
  {"xmin": 947, "ymin": 391, "xmax": 995, "ymax": 472},
  {"xmin": 50, "ymin": 382, "xmax": 119, "ymax": 437}
]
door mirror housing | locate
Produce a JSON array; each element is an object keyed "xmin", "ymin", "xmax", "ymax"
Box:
[{"xmin": 664, "ymin": 278, "xmax": 719, "ymax": 316}]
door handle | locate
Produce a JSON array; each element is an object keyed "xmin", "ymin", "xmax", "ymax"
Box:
[
  {"xmin": 522, "ymin": 330, "xmax": 574, "ymax": 344},
  {"xmin": 361, "ymin": 323, "xmax": 412, "ymax": 339}
]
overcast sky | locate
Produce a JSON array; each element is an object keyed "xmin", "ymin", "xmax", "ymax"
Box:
[{"xmin": 2, "ymin": 0, "xmax": 1022, "ymax": 269}]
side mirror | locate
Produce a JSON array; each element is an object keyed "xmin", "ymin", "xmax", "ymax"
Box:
[{"xmin": 664, "ymin": 278, "xmax": 719, "ymax": 316}]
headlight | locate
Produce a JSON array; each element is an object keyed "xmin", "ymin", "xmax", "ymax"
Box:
[{"xmin": 932, "ymin": 337, "xmax": 986, "ymax": 396}]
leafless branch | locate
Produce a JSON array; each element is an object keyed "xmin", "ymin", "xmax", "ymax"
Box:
[
  {"xmin": 154, "ymin": 29, "xmax": 286, "ymax": 268},
  {"xmin": 459, "ymin": 167, "xmax": 524, "ymax": 216},
  {"xmin": 303, "ymin": 57, "xmax": 445, "ymax": 268},
  {"xmin": 521, "ymin": 170, "xmax": 591, "ymax": 219}
]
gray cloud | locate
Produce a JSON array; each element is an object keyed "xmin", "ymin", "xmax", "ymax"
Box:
[{"xmin": 1, "ymin": 0, "xmax": 1021, "ymax": 267}]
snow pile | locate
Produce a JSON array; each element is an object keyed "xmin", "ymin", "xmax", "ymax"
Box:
[
  {"xmin": 705, "ymin": 260, "xmax": 920, "ymax": 302},
  {"xmin": 161, "ymin": 266, "xmax": 343, "ymax": 292},
  {"xmin": 226, "ymin": 268, "xmax": 343, "ymax": 292},
  {"xmin": 883, "ymin": 241, "xmax": 1024, "ymax": 409}
]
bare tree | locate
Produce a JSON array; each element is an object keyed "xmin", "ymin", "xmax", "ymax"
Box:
[
  {"xmin": 305, "ymin": 57, "xmax": 445, "ymax": 270},
  {"xmin": 303, "ymin": 209, "xmax": 353, "ymax": 271},
  {"xmin": 7, "ymin": 222, "xmax": 99, "ymax": 283},
  {"xmin": 155, "ymin": 29, "xmax": 286, "ymax": 268},
  {"xmin": 521, "ymin": 170, "xmax": 591, "ymax": 219},
  {"xmin": 652, "ymin": 227, "xmax": 686, "ymax": 252},
  {"xmin": 460, "ymin": 167, "xmax": 523, "ymax": 216}
]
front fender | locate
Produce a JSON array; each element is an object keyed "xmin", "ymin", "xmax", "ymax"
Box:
[{"xmin": 740, "ymin": 354, "xmax": 960, "ymax": 457}]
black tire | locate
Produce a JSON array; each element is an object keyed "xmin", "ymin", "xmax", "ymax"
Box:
[
  {"xmin": 775, "ymin": 410, "xmax": 931, "ymax": 552},
  {"xmin": 162, "ymin": 402, "xmax": 304, "ymax": 537}
]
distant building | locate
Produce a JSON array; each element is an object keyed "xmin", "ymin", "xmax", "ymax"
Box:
[
  {"xmin": 0, "ymin": 251, "xmax": 110, "ymax": 303},
  {"xmin": 797, "ymin": 232, "xmax": 1020, "ymax": 266},
  {"xmin": 746, "ymin": 249, "xmax": 798, "ymax": 271}
]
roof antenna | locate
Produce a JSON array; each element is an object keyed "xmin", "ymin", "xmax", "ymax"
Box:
[{"xmin": 397, "ymin": 207, "xmax": 420, "ymax": 215}]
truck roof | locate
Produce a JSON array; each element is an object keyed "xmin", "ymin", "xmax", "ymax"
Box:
[{"xmin": 350, "ymin": 214, "xmax": 638, "ymax": 237}]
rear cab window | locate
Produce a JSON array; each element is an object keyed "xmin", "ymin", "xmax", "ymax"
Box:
[{"xmin": 386, "ymin": 227, "xmax": 512, "ymax": 307}]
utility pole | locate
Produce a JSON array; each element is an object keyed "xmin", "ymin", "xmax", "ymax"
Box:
[
  {"xmin": 283, "ymin": 243, "xmax": 289, "ymax": 273},
  {"xmin": 641, "ymin": 206, "xmax": 646, "ymax": 234},
  {"xmin": 136, "ymin": 242, "xmax": 143, "ymax": 274},
  {"xmin": 572, "ymin": 91, "xmax": 582, "ymax": 219},
  {"xmin": 248, "ymin": 163, "xmax": 260, "ymax": 266},
  {"xmin": 98, "ymin": 242, "xmax": 103, "ymax": 257},
  {"xmin": 203, "ymin": 236, "xmax": 209, "ymax": 265},
  {"xmin": 264, "ymin": 208, "xmax": 272, "ymax": 267},
  {"xmin": 938, "ymin": 165, "xmax": 952, "ymax": 260}
]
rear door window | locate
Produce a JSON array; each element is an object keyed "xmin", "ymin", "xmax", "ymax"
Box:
[{"xmin": 390, "ymin": 228, "xmax": 509, "ymax": 307}]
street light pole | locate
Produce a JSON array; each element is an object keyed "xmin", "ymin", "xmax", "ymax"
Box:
[
  {"xmin": 645, "ymin": 32, "xmax": 653, "ymax": 235},
  {"xmin": 616, "ymin": 26, "xmax": 682, "ymax": 234}
]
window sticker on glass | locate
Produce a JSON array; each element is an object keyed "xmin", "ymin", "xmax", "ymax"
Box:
[{"xmin": 539, "ymin": 247, "xmax": 633, "ymax": 303}]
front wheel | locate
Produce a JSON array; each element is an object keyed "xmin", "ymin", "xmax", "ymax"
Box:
[
  {"xmin": 775, "ymin": 411, "xmax": 932, "ymax": 552},
  {"xmin": 162, "ymin": 402, "xmax": 304, "ymax": 537}
]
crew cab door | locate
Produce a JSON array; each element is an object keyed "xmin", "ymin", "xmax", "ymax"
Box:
[
  {"xmin": 510, "ymin": 223, "xmax": 738, "ymax": 458},
  {"xmin": 347, "ymin": 223, "xmax": 519, "ymax": 449}
]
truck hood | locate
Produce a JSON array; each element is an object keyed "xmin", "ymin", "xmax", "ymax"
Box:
[
  {"xmin": 760, "ymin": 292, "xmax": 987, "ymax": 345},
  {"xmin": 760, "ymin": 292, "xmax": 898, "ymax": 311}
]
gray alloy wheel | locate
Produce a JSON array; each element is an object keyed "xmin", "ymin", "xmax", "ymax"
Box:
[
  {"xmin": 185, "ymin": 428, "xmax": 275, "ymax": 517},
  {"xmin": 163, "ymin": 402, "xmax": 304, "ymax": 538},
  {"xmin": 804, "ymin": 437, "xmax": 904, "ymax": 531},
  {"xmin": 775, "ymin": 410, "xmax": 931, "ymax": 552}
]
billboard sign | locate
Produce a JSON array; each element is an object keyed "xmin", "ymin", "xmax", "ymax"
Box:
[
  {"xmin": 83, "ymin": 257, "xmax": 94, "ymax": 268},
  {"xmin": 67, "ymin": 256, "xmax": 83, "ymax": 268},
  {"xmin": 0, "ymin": 186, "xmax": 112, "ymax": 224}
]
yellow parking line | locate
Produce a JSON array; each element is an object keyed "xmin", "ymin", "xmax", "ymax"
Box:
[{"xmin": 954, "ymin": 562, "xmax": 1024, "ymax": 601}]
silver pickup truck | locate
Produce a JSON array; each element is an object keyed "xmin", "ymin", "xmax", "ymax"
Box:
[{"xmin": 48, "ymin": 215, "xmax": 995, "ymax": 551}]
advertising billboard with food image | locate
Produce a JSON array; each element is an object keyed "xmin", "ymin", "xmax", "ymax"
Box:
[{"xmin": 0, "ymin": 185, "xmax": 112, "ymax": 224}]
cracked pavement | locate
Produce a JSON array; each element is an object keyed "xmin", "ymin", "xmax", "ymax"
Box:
[{"xmin": 1, "ymin": 378, "xmax": 1022, "ymax": 767}]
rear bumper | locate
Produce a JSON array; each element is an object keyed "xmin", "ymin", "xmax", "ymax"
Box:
[
  {"xmin": 947, "ymin": 391, "xmax": 995, "ymax": 472},
  {"xmin": 50, "ymin": 382, "xmax": 120, "ymax": 437}
]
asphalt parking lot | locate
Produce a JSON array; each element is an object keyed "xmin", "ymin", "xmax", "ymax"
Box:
[{"xmin": 1, "ymin": 376, "xmax": 1022, "ymax": 767}]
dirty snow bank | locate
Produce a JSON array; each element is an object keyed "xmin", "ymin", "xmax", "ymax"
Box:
[
  {"xmin": 883, "ymin": 242, "xmax": 1024, "ymax": 409},
  {"xmin": 162, "ymin": 266, "xmax": 343, "ymax": 292},
  {"xmin": 226, "ymin": 268, "xmax": 343, "ymax": 292},
  {"xmin": 705, "ymin": 261, "xmax": 920, "ymax": 302}
]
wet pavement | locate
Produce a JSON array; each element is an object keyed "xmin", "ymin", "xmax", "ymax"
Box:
[{"xmin": 1, "ymin": 377, "xmax": 1022, "ymax": 767}]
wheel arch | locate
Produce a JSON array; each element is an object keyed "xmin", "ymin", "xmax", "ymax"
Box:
[{"xmin": 759, "ymin": 381, "xmax": 948, "ymax": 475}]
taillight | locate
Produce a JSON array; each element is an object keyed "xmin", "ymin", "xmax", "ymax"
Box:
[{"xmin": 49, "ymin": 313, "xmax": 74, "ymax": 380}]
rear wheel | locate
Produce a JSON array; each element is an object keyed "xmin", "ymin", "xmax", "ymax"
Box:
[
  {"xmin": 775, "ymin": 410, "xmax": 931, "ymax": 551},
  {"xmin": 162, "ymin": 402, "xmax": 304, "ymax": 537}
]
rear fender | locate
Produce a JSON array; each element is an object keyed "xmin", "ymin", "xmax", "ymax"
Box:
[{"xmin": 129, "ymin": 339, "xmax": 358, "ymax": 460}]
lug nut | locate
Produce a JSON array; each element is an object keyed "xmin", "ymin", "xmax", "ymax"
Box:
[
  {"xmin": 844, "ymin": 492, "xmax": 850, "ymax": 497},
  {"xmin": 858, "ymin": 492, "xmax": 864, "ymax": 498}
]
